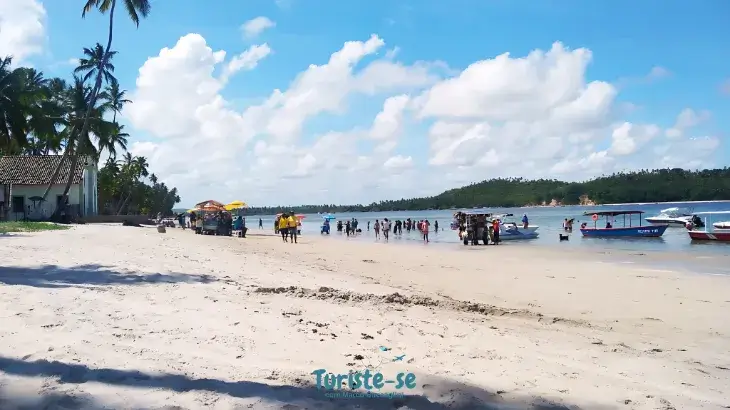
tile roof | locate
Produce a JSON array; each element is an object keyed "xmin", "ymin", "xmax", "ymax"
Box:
[{"xmin": 0, "ymin": 155, "xmax": 92, "ymax": 185}]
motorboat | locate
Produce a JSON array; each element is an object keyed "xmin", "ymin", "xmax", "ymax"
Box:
[
  {"xmin": 712, "ymin": 221, "xmax": 730, "ymax": 230},
  {"xmin": 494, "ymin": 214, "xmax": 539, "ymax": 240},
  {"xmin": 687, "ymin": 211, "xmax": 730, "ymax": 242},
  {"xmin": 581, "ymin": 210, "xmax": 668, "ymax": 238},
  {"xmin": 645, "ymin": 207, "xmax": 693, "ymax": 227}
]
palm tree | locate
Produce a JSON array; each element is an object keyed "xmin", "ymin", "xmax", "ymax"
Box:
[
  {"xmin": 101, "ymin": 78, "xmax": 131, "ymax": 123},
  {"xmin": 98, "ymin": 122, "xmax": 128, "ymax": 159},
  {"xmin": 43, "ymin": 46, "xmax": 117, "ymax": 208},
  {"xmin": 51, "ymin": 0, "xmax": 151, "ymax": 217},
  {"xmin": 0, "ymin": 56, "xmax": 28, "ymax": 153},
  {"xmin": 74, "ymin": 44, "xmax": 117, "ymax": 84}
]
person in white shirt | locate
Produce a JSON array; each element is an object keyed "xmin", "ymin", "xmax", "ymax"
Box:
[{"xmin": 382, "ymin": 218, "xmax": 391, "ymax": 242}]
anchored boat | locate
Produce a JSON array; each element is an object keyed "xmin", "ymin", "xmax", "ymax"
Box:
[
  {"xmin": 580, "ymin": 210, "xmax": 668, "ymax": 238},
  {"xmin": 644, "ymin": 207, "xmax": 693, "ymax": 227},
  {"xmin": 686, "ymin": 211, "xmax": 730, "ymax": 242}
]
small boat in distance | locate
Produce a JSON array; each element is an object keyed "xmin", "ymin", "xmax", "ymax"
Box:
[
  {"xmin": 645, "ymin": 207, "xmax": 693, "ymax": 227},
  {"xmin": 687, "ymin": 211, "xmax": 730, "ymax": 242},
  {"xmin": 580, "ymin": 210, "xmax": 668, "ymax": 238}
]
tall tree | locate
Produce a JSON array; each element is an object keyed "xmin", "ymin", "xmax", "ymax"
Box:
[
  {"xmin": 52, "ymin": 0, "xmax": 151, "ymax": 215},
  {"xmin": 101, "ymin": 78, "xmax": 131, "ymax": 123}
]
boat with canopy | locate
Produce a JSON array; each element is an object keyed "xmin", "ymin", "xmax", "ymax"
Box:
[{"xmin": 580, "ymin": 210, "xmax": 668, "ymax": 238}]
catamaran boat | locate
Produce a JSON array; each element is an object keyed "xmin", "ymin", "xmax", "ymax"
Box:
[{"xmin": 645, "ymin": 207, "xmax": 693, "ymax": 227}]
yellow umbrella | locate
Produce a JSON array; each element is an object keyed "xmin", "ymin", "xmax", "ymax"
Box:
[{"xmin": 224, "ymin": 200, "xmax": 247, "ymax": 211}]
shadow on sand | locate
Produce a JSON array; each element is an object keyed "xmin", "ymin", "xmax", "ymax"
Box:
[
  {"xmin": 0, "ymin": 264, "xmax": 215, "ymax": 288},
  {"xmin": 0, "ymin": 356, "xmax": 613, "ymax": 410}
]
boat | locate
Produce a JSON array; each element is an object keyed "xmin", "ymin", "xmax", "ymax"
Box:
[
  {"xmin": 451, "ymin": 211, "xmax": 538, "ymax": 244},
  {"xmin": 712, "ymin": 221, "xmax": 730, "ymax": 229},
  {"xmin": 645, "ymin": 207, "xmax": 693, "ymax": 227},
  {"xmin": 493, "ymin": 213, "xmax": 539, "ymax": 240},
  {"xmin": 687, "ymin": 211, "xmax": 730, "ymax": 242},
  {"xmin": 580, "ymin": 210, "xmax": 668, "ymax": 238}
]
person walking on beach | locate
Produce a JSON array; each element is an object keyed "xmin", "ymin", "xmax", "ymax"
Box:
[
  {"xmin": 382, "ymin": 218, "xmax": 391, "ymax": 242},
  {"xmin": 279, "ymin": 214, "xmax": 289, "ymax": 242},
  {"xmin": 287, "ymin": 214, "xmax": 298, "ymax": 244},
  {"xmin": 374, "ymin": 219, "xmax": 380, "ymax": 239},
  {"xmin": 259, "ymin": 218, "xmax": 263, "ymax": 229}
]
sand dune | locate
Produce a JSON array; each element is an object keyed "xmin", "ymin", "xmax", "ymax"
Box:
[{"xmin": 1, "ymin": 224, "xmax": 728, "ymax": 409}]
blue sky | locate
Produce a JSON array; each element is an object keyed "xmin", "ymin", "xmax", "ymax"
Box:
[{"xmin": 5, "ymin": 0, "xmax": 730, "ymax": 205}]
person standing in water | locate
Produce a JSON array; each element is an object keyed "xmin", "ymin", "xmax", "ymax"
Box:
[
  {"xmin": 421, "ymin": 219, "xmax": 430, "ymax": 243},
  {"xmin": 382, "ymin": 218, "xmax": 391, "ymax": 242},
  {"xmin": 374, "ymin": 219, "xmax": 380, "ymax": 239},
  {"xmin": 259, "ymin": 218, "xmax": 263, "ymax": 229},
  {"xmin": 434, "ymin": 220, "xmax": 439, "ymax": 232},
  {"xmin": 367, "ymin": 221, "xmax": 370, "ymax": 231}
]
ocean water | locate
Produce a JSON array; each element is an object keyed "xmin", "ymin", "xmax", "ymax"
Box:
[{"xmin": 247, "ymin": 201, "xmax": 730, "ymax": 255}]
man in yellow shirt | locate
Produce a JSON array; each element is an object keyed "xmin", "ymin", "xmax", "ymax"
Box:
[
  {"xmin": 278, "ymin": 214, "xmax": 289, "ymax": 242},
  {"xmin": 287, "ymin": 214, "xmax": 298, "ymax": 244}
]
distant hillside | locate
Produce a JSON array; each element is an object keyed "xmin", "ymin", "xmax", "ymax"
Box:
[{"xmin": 243, "ymin": 168, "xmax": 730, "ymax": 214}]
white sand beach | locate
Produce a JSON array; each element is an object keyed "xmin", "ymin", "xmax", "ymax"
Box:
[{"xmin": 1, "ymin": 225, "xmax": 729, "ymax": 409}]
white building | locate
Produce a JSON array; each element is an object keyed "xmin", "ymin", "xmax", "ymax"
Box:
[{"xmin": 0, "ymin": 155, "xmax": 98, "ymax": 221}]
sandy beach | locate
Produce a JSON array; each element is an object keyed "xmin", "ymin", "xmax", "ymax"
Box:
[{"xmin": 1, "ymin": 225, "xmax": 729, "ymax": 410}]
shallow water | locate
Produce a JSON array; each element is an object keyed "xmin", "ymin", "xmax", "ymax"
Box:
[{"xmin": 247, "ymin": 201, "xmax": 730, "ymax": 256}]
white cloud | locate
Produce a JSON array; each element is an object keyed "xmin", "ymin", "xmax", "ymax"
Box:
[
  {"xmin": 124, "ymin": 35, "xmax": 722, "ymax": 205},
  {"xmin": 646, "ymin": 66, "xmax": 671, "ymax": 80},
  {"xmin": 609, "ymin": 122, "xmax": 660, "ymax": 156},
  {"xmin": 241, "ymin": 16, "xmax": 275, "ymax": 38},
  {"xmin": 369, "ymin": 95, "xmax": 409, "ymax": 153},
  {"xmin": 664, "ymin": 108, "xmax": 711, "ymax": 138},
  {"xmin": 0, "ymin": 0, "xmax": 46, "ymax": 64},
  {"xmin": 220, "ymin": 43, "xmax": 271, "ymax": 82}
]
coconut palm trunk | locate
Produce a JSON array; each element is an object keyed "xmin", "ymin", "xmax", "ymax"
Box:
[
  {"xmin": 56, "ymin": 0, "xmax": 117, "ymax": 218},
  {"xmin": 40, "ymin": 125, "xmax": 75, "ymax": 201}
]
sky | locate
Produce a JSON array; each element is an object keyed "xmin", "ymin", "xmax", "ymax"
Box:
[{"xmin": 1, "ymin": 0, "xmax": 729, "ymax": 207}]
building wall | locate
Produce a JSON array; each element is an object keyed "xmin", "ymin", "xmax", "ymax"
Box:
[{"xmin": 5, "ymin": 184, "xmax": 81, "ymax": 221}]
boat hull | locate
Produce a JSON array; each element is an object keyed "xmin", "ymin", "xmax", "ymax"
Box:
[
  {"xmin": 580, "ymin": 224, "xmax": 668, "ymax": 238},
  {"xmin": 499, "ymin": 224, "xmax": 539, "ymax": 240},
  {"xmin": 688, "ymin": 231, "xmax": 730, "ymax": 242}
]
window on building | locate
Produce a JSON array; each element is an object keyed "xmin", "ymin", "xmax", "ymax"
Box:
[{"xmin": 12, "ymin": 196, "xmax": 24, "ymax": 213}]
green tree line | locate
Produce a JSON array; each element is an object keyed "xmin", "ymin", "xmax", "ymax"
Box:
[
  {"xmin": 1, "ymin": 0, "xmax": 179, "ymax": 216},
  {"xmin": 245, "ymin": 168, "xmax": 730, "ymax": 214}
]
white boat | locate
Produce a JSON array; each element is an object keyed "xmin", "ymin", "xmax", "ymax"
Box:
[
  {"xmin": 494, "ymin": 214, "xmax": 539, "ymax": 240},
  {"xmin": 712, "ymin": 221, "xmax": 730, "ymax": 230},
  {"xmin": 645, "ymin": 207, "xmax": 693, "ymax": 227}
]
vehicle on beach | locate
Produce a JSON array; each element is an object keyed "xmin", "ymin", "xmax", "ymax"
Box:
[
  {"xmin": 644, "ymin": 207, "xmax": 693, "ymax": 227},
  {"xmin": 686, "ymin": 211, "xmax": 730, "ymax": 242},
  {"xmin": 580, "ymin": 210, "xmax": 668, "ymax": 238},
  {"xmin": 451, "ymin": 210, "xmax": 539, "ymax": 245}
]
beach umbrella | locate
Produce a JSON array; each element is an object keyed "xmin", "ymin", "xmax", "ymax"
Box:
[
  {"xmin": 201, "ymin": 204, "xmax": 224, "ymax": 211},
  {"xmin": 224, "ymin": 200, "xmax": 247, "ymax": 211}
]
